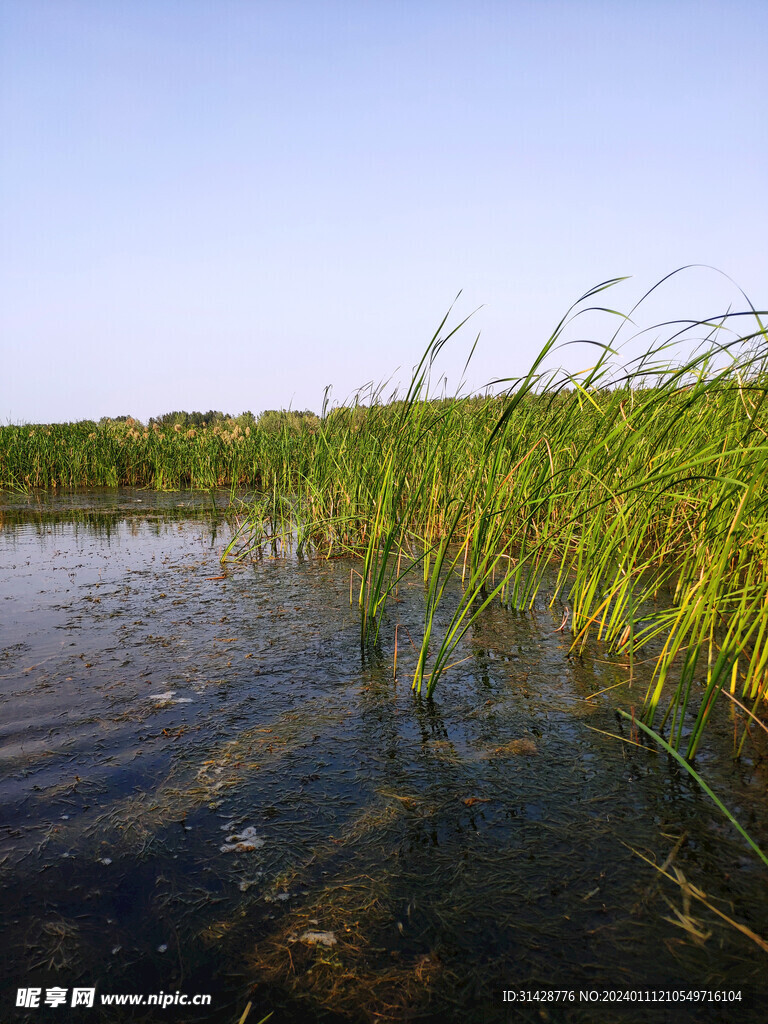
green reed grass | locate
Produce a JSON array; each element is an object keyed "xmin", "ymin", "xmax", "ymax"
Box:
[
  {"xmin": 0, "ymin": 417, "xmax": 319, "ymax": 492},
  {"xmin": 239, "ymin": 274, "xmax": 767, "ymax": 765},
  {"xmin": 5, "ymin": 275, "xmax": 768, "ymax": 767}
]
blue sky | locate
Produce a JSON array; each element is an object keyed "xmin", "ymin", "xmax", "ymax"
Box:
[{"xmin": 2, "ymin": 0, "xmax": 766, "ymax": 422}]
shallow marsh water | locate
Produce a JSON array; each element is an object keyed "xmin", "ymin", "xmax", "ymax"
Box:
[{"xmin": 1, "ymin": 489, "xmax": 768, "ymax": 1023}]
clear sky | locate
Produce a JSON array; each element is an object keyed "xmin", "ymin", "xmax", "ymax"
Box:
[{"xmin": 2, "ymin": 0, "xmax": 766, "ymax": 423}]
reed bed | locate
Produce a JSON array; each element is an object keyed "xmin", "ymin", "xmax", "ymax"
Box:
[
  {"xmin": 0, "ymin": 415, "xmax": 319, "ymax": 491},
  {"xmin": 229, "ymin": 279, "xmax": 768, "ymax": 768},
  {"xmin": 5, "ymin": 278, "xmax": 768, "ymax": 766}
]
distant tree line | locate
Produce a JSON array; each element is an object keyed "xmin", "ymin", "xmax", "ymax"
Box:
[
  {"xmin": 148, "ymin": 410, "xmax": 243, "ymax": 429},
  {"xmin": 94, "ymin": 409, "xmax": 321, "ymax": 432}
]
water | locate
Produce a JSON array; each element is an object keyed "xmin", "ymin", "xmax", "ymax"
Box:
[{"xmin": 1, "ymin": 489, "xmax": 767, "ymax": 1023}]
